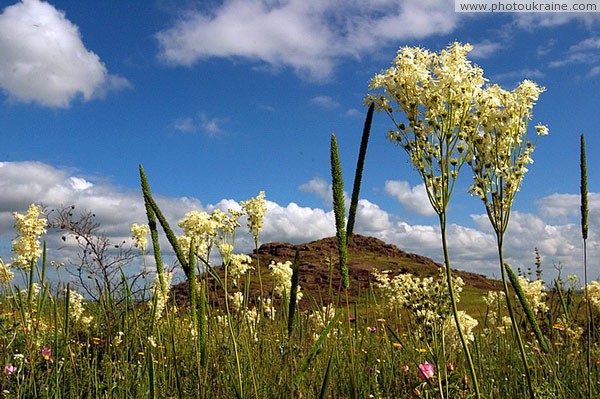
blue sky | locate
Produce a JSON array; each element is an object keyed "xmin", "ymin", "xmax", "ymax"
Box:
[{"xmin": 0, "ymin": 0, "xmax": 599, "ymax": 285}]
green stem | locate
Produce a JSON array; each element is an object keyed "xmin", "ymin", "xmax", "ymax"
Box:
[
  {"xmin": 581, "ymin": 133, "xmax": 593, "ymax": 398},
  {"xmin": 439, "ymin": 214, "xmax": 480, "ymax": 399},
  {"xmin": 254, "ymin": 236, "xmax": 264, "ymax": 306},
  {"xmin": 223, "ymin": 260, "xmax": 244, "ymax": 398},
  {"xmin": 497, "ymin": 239, "xmax": 535, "ymax": 399}
]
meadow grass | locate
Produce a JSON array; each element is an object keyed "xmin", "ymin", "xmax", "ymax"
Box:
[{"xmin": 0, "ymin": 238, "xmax": 598, "ymax": 398}]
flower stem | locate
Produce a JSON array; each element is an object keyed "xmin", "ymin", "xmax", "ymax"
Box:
[
  {"xmin": 439, "ymin": 214, "xmax": 480, "ymax": 399},
  {"xmin": 496, "ymin": 238, "xmax": 535, "ymax": 399}
]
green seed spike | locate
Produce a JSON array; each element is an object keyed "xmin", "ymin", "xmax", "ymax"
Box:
[
  {"xmin": 139, "ymin": 164, "xmax": 190, "ymax": 278},
  {"xmin": 504, "ymin": 262, "xmax": 550, "ymax": 353},
  {"xmin": 347, "ymin": 102, "xmax": 374, "ymax": 240},
  {"xmin": 581, "ymin": 134, "xmax": 588, "ymax": 240},
  {"xmin": 330, "ymin": 134, "xmax": 349, "ymax": 289}
]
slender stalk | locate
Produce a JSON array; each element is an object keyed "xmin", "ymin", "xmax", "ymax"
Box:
[
  {"xmin": 223, "ymin": 258, "xmax": 244, "ymax": 398},
  {"xmin": 254, "ymin": 236, "xmax": 265, "ymax": 307},
  {"xmin": 497, "ymin": 238, "xmax": 535, "ymax": 399},
  {"xmin": 347, "ymin": 102, "xmax": 374, "ymax": 240},
  {"xmin": 581, "ymin": 133, "xmax": 592, "ymax": 398},
  {"xmin": 439, "ymin": 213, "xmax": 480, "ymax": 399}
]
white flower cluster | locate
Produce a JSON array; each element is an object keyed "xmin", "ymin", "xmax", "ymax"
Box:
[
  {"xmin": 308, "ymin": 305, "xmax": 337, "ymax": 341},
  {"xmin": 11, "ymin": 204, "xmax": 47, "ymax": 270},
  {"xmin": 368, "ymin": 42, "xmax": 547, "ymax": 223},
  {"xmin": 228, "ymin": 254, "xmax": 253, "ymax": 287},
  {"xmin": 587, "ymin": 281, "xmax": 600, "ymax": 313},
  {"xmin": 150, "ymin": 271, "xmax": 173, "ymax": 321},
  {"xmin": 131, "ymin": 223, "xmax": 150, "ymax": 251},
  {"xmin": 374, "ymin": 268, "xmax": 463, "ymax": 325},
  {"xmin": 444, "ymin": 310, "xmax": 478, "ymax": 346},
  {"xmin": 240, "ymin": 191, "xmax": 267, "ymax": 239},
  {"xmin": 269, "ymin": 260, "xmax": 302, "ymax": 303},
  {"xmin": 517, "ymin": 275, "xmax": 548, "ymax": 314},
  {"xmin": 67, "ymin": 288, "xmax": 93, "ymax": 326}
]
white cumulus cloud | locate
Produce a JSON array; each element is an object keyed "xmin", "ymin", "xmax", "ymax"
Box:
[
  {"xmin": 384, "ymin": 180, "xmax": 436, "ymax": 216},
  {"xmin": 0, "ymin": 0, "xmax": 129, "ymax": 108},
  {"xmin": 0, "ymin": 161, "xmax": 598, "ymax": 284},
  {"xmin": 155, "ymin": 0, "xmax": 459, "ymax": 80}
]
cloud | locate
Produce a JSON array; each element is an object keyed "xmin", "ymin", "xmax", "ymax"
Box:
[
  {"xmin": 199, "ymin": 112, "xmax": 223, "ymax": 136},
  {"xmin": 299, "ymin": 177, "xmax": 331, "ymax": 203},
  {"xmin": 513, "ymin": 6, "xmax": 600, "ymax": 29},
  {"xmin": 174, "ymin": 117, "xmax": 197, "ymax": 133},
  {"xmin": 310, "ymin": 95, "xmax": 339, "ymax": 109},
  {"xmin": 173, "ymin": 112, "xmax": 224, "ymax": 136},
  {"xmin": 547, "ymin": 36, "xmax": 600, "ymax": 75},
  {"xmin": 491, "ymin": 68, "xmax": 545, "ymax": 84},
  {"xmin": 384, "ymin": 180, "xmax": 436, "ymax": 216},
  {"xmin": 155, "ymin": 0, "xmax": 459, "ymax": 80},
  {"xmin": 0, "ymin": 0, "xmax": 129, "ymax": 108},
  {"xmin": 0, "ymin": 161, "xmax": 597, "ymax": 285},
  {"xmin": 469, "ymin": 40, "xmax": 503, "ymax": 59}
]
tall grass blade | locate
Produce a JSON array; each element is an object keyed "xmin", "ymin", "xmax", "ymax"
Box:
[
  {"xmin": 504, "ymin": 262, "xmax": 550, "ymax": 353},
  {"xmin": 288, "ymin": 250, "xmax": 300, "ymax": 337},
  {"xmin": 330, "ymin": 134, "xmax": 349, "ymax": 288},
  {"xmin": 346, "ymin": 102, "xmax": 374, "ymax": 240},
  {"xmin": 199, "ymin": 278, "xmax": 207, "ymax": 367},
  {"xmin": 581, "ymin": 133, "xmax": 593, "ymax": 397},
  {"xmin": 318, "ymin": 346, "xmax": 335, "ymax": 399},
  {"xmin": 295, "ymin": 310, "xmax": 342, "ymax": 385}
]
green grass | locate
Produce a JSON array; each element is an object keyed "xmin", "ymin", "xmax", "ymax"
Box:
[{"xmin": 0, "ymin": 258, "xmax": 597, "ymax": 398}]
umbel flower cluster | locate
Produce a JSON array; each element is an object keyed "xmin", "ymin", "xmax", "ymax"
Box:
[
  {"xmin": 367, "ymin": 42, "xmax": 547, "ymax": 216},
  {"xmin": 373, "ymin": 268, "xmax": 474, "ymax": 343},
  {"xmin": 10, "ymin": 204, "xmax": 47, "ymax": 270}
]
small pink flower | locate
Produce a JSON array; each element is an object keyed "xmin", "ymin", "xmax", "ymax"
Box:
[
  {"xmin": 368, "ymin": 326, "xmax": 377, "ymax": 333},
  {"xmin": 446, "ymin": 362, "xmax": 454, "ymax": 372},
  {"xmin": 4, "ymin": 364, "xmax": 16, "ymax": 376},
  {"xmin": 41, "ymin": 347, "xmax": 53, "ymax": 363},
  {"xmin": 417, "ymin": 361, "xmax": 435, "ymax": 380},
  {"xmin": 402, "ymin": 364, "xmax": 410, "ymax": 373},
  {"xmin": 349, "ymin": 315, "xmax": 356, "ymax": 322}
]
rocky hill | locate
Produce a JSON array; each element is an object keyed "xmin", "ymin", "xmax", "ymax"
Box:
[{"xmin": 172, "ymin": 234, "xmax": 501, "ymax": 308}]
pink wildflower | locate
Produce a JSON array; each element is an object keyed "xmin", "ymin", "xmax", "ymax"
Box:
[
  {"xmin": 41, "ymin": 347, "xmax": 53, "ymax": 363},
  {"xmin": 417, "ymin": 361, "xmax": 435, "ymax": 380},
  {"xmin": 4, "ymin": 364, "xmax": 16, "ymax": 376}
]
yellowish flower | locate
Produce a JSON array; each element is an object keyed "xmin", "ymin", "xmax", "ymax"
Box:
[
  {"xmin": 367, "ymin": 43, "xmax": 484, "ymax": 214},
  {"xmin": 131, "ymin": 223, "xmax": 150, "ymax": 251},
  {"xmin": 11, "ymin": 204, "xmax": 47, "ymax": 270},
  {"xmin": 586, "ymin": 280, "xmax": 600, "ymax": 312},
  {"xmin": 517, "ymin": 276, "xmax": 548, "ymax": 314},
  {"xmin": 228, "ymin": 254, "xmax": 253, "ymax": 287},
  {"xmin": 0, "ymin": 257, "xmax": 14, "ymax": 285},
  {"xmin": 240, "ymin": 191, "xmax": 267, "ymax": 239},
  {"xmin": 66, "ymin": 288, "xmax": 93, "ymax": 327},
  {"xmin": 150, "ymin": 271, "xmax": 173, "ymax": 321},
  {"xmin": 269, "ymin": 260, "xmax": 302, "ymax": 303}
]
